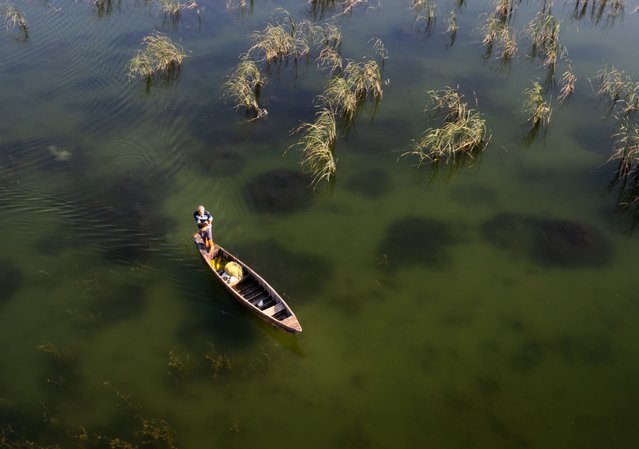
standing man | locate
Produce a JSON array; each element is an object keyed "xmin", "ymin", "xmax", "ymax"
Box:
[{"xmin": 194, "ymin": 205, "xmax": 214, "ymax": 254}]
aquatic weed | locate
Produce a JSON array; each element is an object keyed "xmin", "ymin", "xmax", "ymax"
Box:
[
  {"xmin": 523, "ymin": 81, "xmax": 552, "ymax": 130},
  {"xmin": 403, "ymin": 87, "xmax": 489, "ymax": 166},
  {"xmin": 290, "ymin": 108, "xmax": 338, "ymax": 185},
  {"xmin": 412, "ymin": 0, "xmax": 437, "ymax": 35},
  {"xmin": 222, "ymin": 57, "xmax": 267, "ymax": 118},
  {"xmin": 527, "ymin": 10, "xmax": 564, "ymax": 70},
  {"xmin": 481, "ymin": 16, "xmax": 517, "ymax": 62},
  {"xmin": 128, "ymin": 32, "xmax": 186, "ymax": 82},
  {"xmin": 558, "ymin": 66, "xmax": 576, "ymax": 104},
  {"xmin": 446, "ymin": 10, "xmax": 458, "ymax": 45},
  {"xmin": 2, "ymin": 3, "xmax": 27, "ymax": 38},
  {"xmin": 595, "ymin": 66, "xmax": 639, "ymax": 115}
]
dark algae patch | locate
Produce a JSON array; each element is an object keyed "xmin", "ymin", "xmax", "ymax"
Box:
[
  {"xmin": 482, "ymin": 213, "xmax": 612, "ymax": 268},
  {"xmin": 243, "ymin": 169, "xmax": 313, "ymax": 214},
  {"xmin": 234, "ymin": 239, "xmax": 332, "ymax": 301},
  {"xmin": 0, "ymin": 258, "xmax": 22, "ymax": 304},
  {"xmin": 379, "ymin": 216, "xmax": 461, "ymax": 269}
]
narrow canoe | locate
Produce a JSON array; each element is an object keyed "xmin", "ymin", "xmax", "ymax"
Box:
[{"xmin": 194, "ymin": 234, "xmax": 302, "ymax": 334}]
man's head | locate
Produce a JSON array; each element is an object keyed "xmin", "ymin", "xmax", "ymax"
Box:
[{"xmin": 197, "ymin": 205, "xmax": 205, "ymax": 215}]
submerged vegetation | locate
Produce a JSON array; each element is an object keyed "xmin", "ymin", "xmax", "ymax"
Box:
[
  {"xmin": 403, "ymin": 87, "xmax": 489, "ymax": 167},
  {"xmin": 128, "ymin": 32, "xmax": 186, "ymax": 82},
  {"xmin": 2, "ymin": 3, "xmax": 28, "ymax": 38}
]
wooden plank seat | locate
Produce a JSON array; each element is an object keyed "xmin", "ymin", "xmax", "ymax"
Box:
[{"xmin": 262, "ymin": 303, "xmax": 286, "ymax": 317}]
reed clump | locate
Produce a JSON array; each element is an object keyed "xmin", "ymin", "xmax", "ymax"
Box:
[
  {"xmin": 369, "ymin": 37, "xmax": 388, "ymax": 63},
  {"xmin": 579, "ymin": 0, "xmax": 627, "ymax": 23},
  {"xmin": 595, "ymin": 66, "xmax": 639, "ymax": 115},
  {"xmin": 558, "ymin": 67, "xmax": 576, "ymax": 104},
  {"xmin": 156, "ymin": 0, "xmax": 199, "ymax": 19},
  {"xmin": 248, "ymin": 11, "xmax": 342, "ymax": 64},
  {"xmin": 527, "ymin": 10, "xmax": 563, "ymax": 69},
  {"xmin": 2, "ymin": 3, "xmax": 28, "ymax": 38},
  {"xmin": 321, "ymin": 59, "xmax": 383, "ymax": 122},
  {"xmin": 446, "ymin": 10, "xmax": 458, "ymax": 42},
  {"xmin": 290, "ymin": 108, "xmax": 338, "ymax": 185},
  {"xmin": 403, "ymin": 87, "xmax": 489, "ymax": 166},
  {"xmin": 482, "ymin": 16, "xmax": 517, "ymax": 61},
  {"xmin": 157, "ymin": 0, "xmax": 181, "ymax": 19},
  {"xmin": 128, "ymin": 32, "xmax": 186, "ymax": 82},
  {"xmin": 412, "ymin": 0, "xmax": 437, "ymax": 34},
  {"xmin": 608, "ymin": 116, "xmax": 639, "ymax": 225},
  {"xmin": 222, "ymin": 57, "xmax": 266, "ymax": 118},
  {"xmin": 317, "ymin": 46, "xmax": 343, "ymax": 75},
  {"xmin": 523, "ymin": 81, "xmax": 552, "ymax": 129},
  {"xmin": 494, "ymin": 0, "xmax": 516, "ymax": 22},
  {"xmin": 610, "ymin": 117, "xmax": 639, "ymax": 181}
]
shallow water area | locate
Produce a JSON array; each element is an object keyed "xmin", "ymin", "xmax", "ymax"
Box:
[{"xmin": 2, "ymin": 0, "xmax": 639, "ymax": 447}]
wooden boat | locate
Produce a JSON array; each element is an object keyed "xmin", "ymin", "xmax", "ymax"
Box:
[{"xmin": 194, "ymin": 233, "xmax": 302, "ymax": 334}]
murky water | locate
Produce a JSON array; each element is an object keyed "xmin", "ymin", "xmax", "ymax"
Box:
[{"xmin": 2, "ymin": 0, "xmax": 639, "ymax": 447}]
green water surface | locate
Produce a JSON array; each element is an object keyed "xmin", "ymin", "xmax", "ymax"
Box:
[{"xmin": 1, "ymin": 0, "xmax": 639, "ymax": 448}]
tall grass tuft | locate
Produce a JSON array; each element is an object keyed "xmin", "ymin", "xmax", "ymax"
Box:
[
  {"xmin": 610, "ymin": 117, "xmax": 639, "ymax": 182},
  {"xmin": 595, "ymin": 66, "xmax": 639, "ymax": 115},
  {"xmin": 290, "ymin": 108, "xmax": 338, "ymax": 186},
  {"xmin": 527, "ymin": 10, "xmax": 563, "ymax": 70},
  {"xmin": 482, "ymin": 16, "xmax": 517, "ymax": 62},
  {"xmin": 446, "ymin": 10, "xmax": 458, "ymax": 44},
  {"xmin": 322, "ymin": 76, "xmax": 358, "ymax": 122},
  {"xmin": 2, "ymin": 3, "xmax": 28, "ymax": 38},
  {"xmin": 248, "ymin": 11, "xmax": 341, "ymax": 64},
  {"xmin": 317, "ymin": 46, "xmax": 343, "ymax": 75},
  {"xmin": 223, "ymin": 58, "xmax": 266, "ymax": 118},
  {"xmin": 412, "ymin": 0, "xmax": 437, "ymax": 34},
  {"xmin": 523, "ymin": 81, "xmax": 552, "ymax": 130},
  {"xmin": 369, "ymin": 37, "xmax": 388, "ymax": 64},
  {"xmin": 128, "ymin": 33, "xmax": 186, "ymax": 82},
  {"xmin": 403, "ymin": 87, "xmax": 489, "ymax": 166},
  {"xmin": 321, "ymin": 59, "xmax": 383, "ymax": 122},
  {"xmin": 558, "ymin": 67, "xmax": 576, "ymax": 104},
  {"xmin": 608, "ymin": 116, "xmax": 639, "ymax": 226},
  {"xmin": 589, "ymin": 0, "xmax": 626, "ymax": 24},
  {"xmin": 494, "ymin": 0, "xmax": 516, "ymax": 21},
  {"xmin": 157, "ymin": 0, "xmax": 182, "ymax": 18}
]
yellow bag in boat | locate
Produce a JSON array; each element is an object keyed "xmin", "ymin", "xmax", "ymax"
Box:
[
  {"xmin": 224, "ymin": 261, "xmax": 243, "ymax": 278},
  {"xmin": 211, "ymin": 255, "xmax": 227, "ymax": 271}
]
